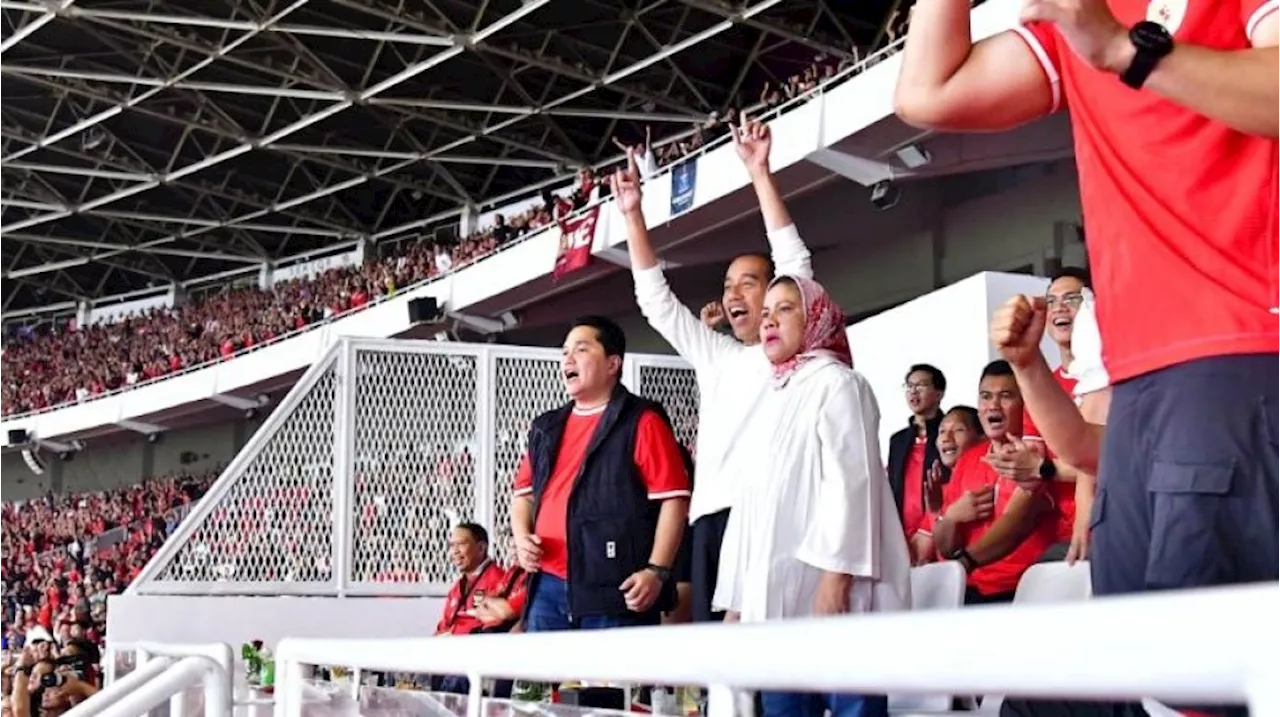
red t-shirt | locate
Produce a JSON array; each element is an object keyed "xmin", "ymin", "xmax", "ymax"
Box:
[
  {"xmin": 513, "ymin": 407, "xmax": 692, "ymax": 579},
  {"xmin": 932, "ymin": 440, "xmax": 1057, "ymax": 596},
  {"xmin": 901, "ymin": 435, "xmax": 929, "ymax": 538},
  {"xmin": 1015, "ymin": 2, "xmax": 1279, "ymax": 383},
  {"xmin": 1023, "ymin": 367, "xmax": 1080, "ymax": 541}
]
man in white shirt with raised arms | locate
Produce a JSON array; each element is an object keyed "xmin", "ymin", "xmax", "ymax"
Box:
[{"xmin": 610, "ymin": 118, "xmax": 815, "ymax": 623}]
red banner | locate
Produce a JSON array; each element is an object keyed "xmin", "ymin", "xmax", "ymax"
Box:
[{"xmin": 552, "ymin": 207, "xmax": 599, "ymax": 281}]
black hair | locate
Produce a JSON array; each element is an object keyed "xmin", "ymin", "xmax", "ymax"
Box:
[
  {"xmin": 905, "ymin": 363, "xmax": 947, "ymax": 392},
  {"xmin": 730, "ymin": 252, "xmax": 776, "ymax": 282},
  {"xmin": 456, "ymin": 522, "xmax": 489, "ymax": 546},
  {"xmin": 944, "ymin": 405, "xmax": 984, "ymax": 437},
  {"xmin": 1049, "ymin": 266, "xmax": 1091, "ymax": 288},
  {"xmin": 981, "ymin": 359, "xmax": 1014, "ymax": 380},
  {"xmin": 570, "ymin": 315, "xmax": 627, "ymax": 360}
]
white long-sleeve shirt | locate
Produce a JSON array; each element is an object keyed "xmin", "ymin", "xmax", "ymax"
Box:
[
  {"xmin": 711, "ymin": 358, "xmax": 912, "ymax": 621},
  {"xmin": 632, "ymin": 224, "xmax": 813, "ymax": 522}
]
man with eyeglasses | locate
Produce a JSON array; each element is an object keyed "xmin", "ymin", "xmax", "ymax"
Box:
[
  {"xmin": 886, "ymin": 364, "xmax": 947, "ymax": 566},
  {"xmin": 1018, "ymin": 267, "xmax": 1090, "ymax": 563}
]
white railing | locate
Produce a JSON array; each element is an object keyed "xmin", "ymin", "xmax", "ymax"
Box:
[
  {"xmin": 273, "ymin": 585, "xmax": 1278, "ymax": 717},
  {"xmin": 68, "ymin": 649, "xmax": 231, "ymax": 717}
]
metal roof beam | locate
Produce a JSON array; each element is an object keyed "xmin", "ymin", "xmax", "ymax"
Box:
[
  {"xmin": 367, "ymin": 98, "xmax": 696, "ymax": 124},
  {"xmin": 675, "ymin": 0, "xmax": 860, "ymax": 61},
  {"xmin": 0, "ymin": 0, "xmax": 318, "ymax": 164},
  {"xmin": 0, "ymin": 66, "xmax": 346, "ymax": 100},
  {"xmin": 7, "ymin": 232, "xmax": 262, "ymax": 263},
  {"xmin": 52, "ymin": 7, "xmax": 456, "ymax": 46},
  {"xmin": 0, "ymin": 0, "xmax": 75, "ymax": 54}
]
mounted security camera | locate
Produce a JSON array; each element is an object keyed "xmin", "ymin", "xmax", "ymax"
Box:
[{"xmin": 869, "ymin": 180, "xmax": 901, "ymax": 211}]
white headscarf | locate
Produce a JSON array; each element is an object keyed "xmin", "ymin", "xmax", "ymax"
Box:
[{"xmin": 1064, "ymin": 287, "xmax": 1109, "ymax": 397}]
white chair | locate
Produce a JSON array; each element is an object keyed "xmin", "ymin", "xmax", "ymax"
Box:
[
  {"xmin": 888, "ymin": 562, "xmax": 968, "ymax": 714},
  {"xmin": 891, "ymin": 561, "xmax": 1093, "ymax": 717}
]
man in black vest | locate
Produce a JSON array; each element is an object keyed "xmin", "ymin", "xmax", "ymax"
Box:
[
  {"xmin": 511, "ymin": 315, "xmax": 691, "ymax": 630},
  {"xmin": 886, "ymin": 363, "xmax": 946, "ymax": 565}
]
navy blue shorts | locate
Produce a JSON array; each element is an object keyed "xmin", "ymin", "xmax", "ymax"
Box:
[{"xmin": 1091, "ymin": 352, "xmax": 1279, "ymax": 596}]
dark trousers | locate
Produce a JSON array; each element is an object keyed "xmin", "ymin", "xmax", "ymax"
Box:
[
  {"xmin": 524, "ymin": 574, "xmax": 659, "ymax": 631},
  {"xmin": 760, "ymin": 691, "xmax": 888, "ymax": 717},
  {"xmin": 690, "ymin": 509, "xmax": 731, "ymax": 623},
  {"xmin": 1003, "ymin": 353, "xmax": 1277, "ymax": 717},
  {"xmin": 435, "ymin": 675, "xmax": 514, "ymax": 699}
]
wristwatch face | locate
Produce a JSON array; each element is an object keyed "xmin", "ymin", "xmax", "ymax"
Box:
[{"xmin": 1133, "ymin": 21, "xmax": 1173, "ymax": 52}]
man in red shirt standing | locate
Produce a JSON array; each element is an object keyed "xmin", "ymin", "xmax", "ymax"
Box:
[
  {"xmin": 511, "ymin": 315, "xmax": 690, "ymax": 631},
  {"xmin": 897, "ymin": 0, "xmax": 1277, "ymax": 591},
  {"xmin": 898, "ymin": 3, "xmax": 1276, "ymax": 717}
]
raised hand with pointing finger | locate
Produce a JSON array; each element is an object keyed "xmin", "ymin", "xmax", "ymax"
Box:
[
  {"xmin": 732, "ymin": 116, "xmax": 772, "ymax": 177},
  {"xmin": 610, "ymin": 148, "xmax": 643, "ymax": 216},
  {"xmin": 990, "ymin": 294, "xmax": 1047, "ymax": 368}
]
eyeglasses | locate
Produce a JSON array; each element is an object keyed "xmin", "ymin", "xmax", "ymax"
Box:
[
  {"xmin": 903, "ymin": 383, "xmax": 933, "ymax": 394},
  {"xmin": 1045, "ymin": 292, "xmax": 1085, "ymax": 309}
]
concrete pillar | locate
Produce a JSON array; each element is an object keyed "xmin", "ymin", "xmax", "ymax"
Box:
[
  {"xmin": 75, "ymin": 300, "xmax": 92, "ymax": 328},
  {"xmin": 258, "ymin": 262, "xmax": 274, "ymax": 290}
]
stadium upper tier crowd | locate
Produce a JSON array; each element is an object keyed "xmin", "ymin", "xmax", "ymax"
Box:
[
  {"xmin": 1, "ymin": 473, "xmax": 216, "ymax": 656},
  {"xmin": 0, "ymin": 50, "xmax": 856, "ymax": 418}
]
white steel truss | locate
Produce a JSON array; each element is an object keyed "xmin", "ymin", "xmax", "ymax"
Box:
[{"xmin": 1, "ymin": 0, "xmax": 883, "ymax": 316}]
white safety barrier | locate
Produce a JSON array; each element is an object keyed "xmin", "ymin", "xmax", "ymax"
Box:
[
  {"xmin": 272, "ymin": 585, "xmax": 1278, "ymax": 717},
  {"xmin": 67, "ymin": 652, "xmax": 230, "ymax": 717},
  {"xmin": 102, "ymin": 641, "xmax": 235, "ymax": 717}
]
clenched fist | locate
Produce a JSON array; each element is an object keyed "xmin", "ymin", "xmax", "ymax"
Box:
[
  {"xmin": 990, "ymin": 294, "xmax": 1047, "ymax": 368},
  {"xmin": 700, "ymin": 301, "xmax": 726, "ymax": 329}
]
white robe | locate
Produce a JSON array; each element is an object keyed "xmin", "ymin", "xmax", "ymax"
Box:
[{"xmin": 712, "ymin": 357, "xmax": 912, "ymax": 622}]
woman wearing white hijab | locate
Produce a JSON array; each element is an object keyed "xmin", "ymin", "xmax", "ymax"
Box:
[{"xmin": 714, "ymin": 275, "xmax": 911, "ymax": 717}]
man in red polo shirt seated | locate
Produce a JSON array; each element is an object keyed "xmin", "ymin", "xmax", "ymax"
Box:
[
  {"xmin": 923, "ymin": 361, "xmax": 1057, "ymax": 604},
  {"xmin": 435, "ymin": 523, "xmax": 527, "ymax": 637},
  {"xmin": 432, "ymin": 522, "xmax": 526, "ymax": 698}
]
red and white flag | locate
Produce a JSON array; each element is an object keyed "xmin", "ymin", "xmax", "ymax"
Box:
[{"xmin": 552, "ymin": 207, "xmax": 599, "ymax": 281}]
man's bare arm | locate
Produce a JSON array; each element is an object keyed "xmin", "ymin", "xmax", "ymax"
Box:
[
  {"xmin": 895, "ymin": 0, "xmax": 1054, "ymax": 131},
  {"xmin": 649, "ymin": 498, "xmax": 689, "ymax": 569},
  {"xmin": 511, "ymin": 495, "xmax": 535, "ymax": 538},
  {"xmin": 966, "ymin": 489, "xmax": 1052, "ymax": 565},
  {"xmin": 1013, "ymin": 356, "xmax": 1105, "ymax": 473}
]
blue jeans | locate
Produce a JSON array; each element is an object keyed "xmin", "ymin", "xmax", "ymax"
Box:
[
  {"xmin": 759, "ymin": 691, "xmax": 888, "ymax": 717},
  {"xmin": 525, "ymin": 574, "xmax": 659, "ymax": 631}
]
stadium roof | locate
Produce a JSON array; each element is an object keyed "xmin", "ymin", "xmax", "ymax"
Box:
[{"xmin": 0, "ymin": 0, "xmax": 898, "ymax": 316}]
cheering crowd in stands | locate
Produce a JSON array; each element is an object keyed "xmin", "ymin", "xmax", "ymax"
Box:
[
  {"xmin": 0, "ymin": 37, "xmax": 883, "ymax": 419},
  {"xmin": 1, "ymin": 473, "xmax": 216, "ymax": 664}
]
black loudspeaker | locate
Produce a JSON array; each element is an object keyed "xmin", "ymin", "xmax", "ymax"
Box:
[
  {"xmin": 407, "ymin": 297, "xmax": 441, "ymax": 324},
  {"xmin": 8, "ymin": 429, "xmax": 29, "ymax": 444}
]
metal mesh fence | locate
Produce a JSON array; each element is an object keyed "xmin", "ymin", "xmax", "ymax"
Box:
[
  {"xmin": 349, "ymin": 349, "xmax": 480, "ymax": 586},
  {"xmin": 490, "ymin": 354, "xmax": 566, "ymax": 566},
  {"xmin": 136, "ymin": 340, "xmax": 695, "ymax": 596},
  {"xmin": 156, "ymin": 366, "xmax": 338, "ymax": 585},
  {"xmin": 636, "ymin": 364, "xmax": 701, "ymax": 452}
]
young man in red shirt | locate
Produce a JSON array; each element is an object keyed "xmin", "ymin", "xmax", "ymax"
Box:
[
  {"xmin": 1018, "ymin": 268, "xmax": 1091, "ymax": 562},
  {"xmin": 511, "ymin": 315, "xmax": 690, "ymax": 631},
  {"xmin": 886, "ymin": 364, "xmax": 948, "ymax": 566},
  {"xmin": 897, "ymin": 0, "xmax": 1276, "ymax": 590},
  {"xmin": 924, "ymin": 361, "xmax": 1056, "ymax": 604}
]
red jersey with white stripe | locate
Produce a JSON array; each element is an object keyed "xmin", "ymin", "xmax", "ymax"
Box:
[
  {"xmin": 1015, "ymin": 1, "xmax": 1279, "ymax": 383},
  {"xmin": 513, "ymin": 407, "xmax": 691, "ymax": 578}
]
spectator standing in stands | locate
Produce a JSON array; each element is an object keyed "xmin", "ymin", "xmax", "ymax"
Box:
[
  {"xmin": 895, "ymin": 0, "xmax": 1278, "ymax": 617},
  {"xmin": 510, "ymin": 316, "xmax": 690, "ymax": 631},
  {"xmin": 713, "ymin": 275, "xmax": 909, "ymax": 717},
  {"xmin": 611, "ymin": 118, "xmax": 814, "ymax": 624},
  {"xmin": 885, "ymin": 364, "xmax": 947, "ymax": 566},
  {"xmin": 927, "ymin": 361, "xmax": 1056, "ymax": 605}
]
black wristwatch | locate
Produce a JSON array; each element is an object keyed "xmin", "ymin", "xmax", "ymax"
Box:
[
  {"xmin": 645, "ymin": 563, "xmax": 672, "ymax": 582},
  {"xmin": 949, "ymin": 548, "xmax": 977, "ymax": 573},
  {"xmin": 1038, "ymin": 456, "xmax": 1058, "ymax": 481},
  {"xmin": 1120, "ymin": 21, "xmax": 1174, "ymax": 89}
]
